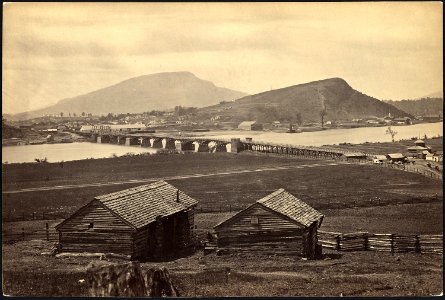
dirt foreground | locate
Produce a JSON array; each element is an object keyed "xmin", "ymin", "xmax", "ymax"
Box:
[{"xmin": 2, "ymin": 240, "xmax": 442, "ymax": 297}]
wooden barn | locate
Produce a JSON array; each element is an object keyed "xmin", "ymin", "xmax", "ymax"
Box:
[
  {"xmin": 213, "ymin": 189, "xmax": 324, "ymax": 259},
  {"xmin": 55, "ymin": 181, "xmax": 198, "ymax": 259}
]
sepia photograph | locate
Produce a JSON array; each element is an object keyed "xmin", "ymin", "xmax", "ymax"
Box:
[{"xmin": 2, "ymin": 2, "xmax": 443, "ymax": 297}]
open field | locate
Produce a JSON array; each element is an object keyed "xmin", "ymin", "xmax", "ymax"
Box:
[
  {"xmin": 2, "ymin": 152, "xmax": 302, "ymax": 190},
  {"xmin": 2, "ymin": 240, "xmax": 442, "ymax": 297},
  {"xmin": 2, "ymin": 151, "xmax": 443, "ymax": 296},
  {"xmin": 2, "ymin": 154, "xmax": 442, "ymax": 217}
]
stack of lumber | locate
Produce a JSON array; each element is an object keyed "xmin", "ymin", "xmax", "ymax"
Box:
[
  {"xmin": 419, "ymin": 235, "xmax": 443, "ymax": 254},
  {"xmin": 368, "ymin": 233, "xmax": 393, "ymax": 252}
]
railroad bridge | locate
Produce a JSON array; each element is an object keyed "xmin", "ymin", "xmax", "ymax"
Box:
[{"xmin": 80, "ymin": 132, "xmax": 364, "ymax": 160}]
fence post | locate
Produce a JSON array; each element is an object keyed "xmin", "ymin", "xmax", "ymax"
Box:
[
  {"xmin": 415, "ymin": 235, "xmax": 421, "ymax": 253},
  {"xmin": 22, "ymin": 227, "xmax": 25, "ymax": 241},
  {"xmin": 46, "ymin": 223, "xmax": 50, "ymax": 241},
  {"xmin": 336, "ymin": 235, "xmax": 341, "ymax": 251},
  {"xmin": 364, "ymin": 232, "xmax": 369, "ymax": 251},
  {"xmin": 390, "ymin": 234, "xmax": 395, "ymax": 255}
]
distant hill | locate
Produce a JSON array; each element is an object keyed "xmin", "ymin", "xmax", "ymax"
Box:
[
  {"xmin": 417, "ymin": 90, "xmax": 443, "ymax": 99},
  {"xmin": 385, "ymin": 98, "xmax": 443, "ymax": 117},
  {"xmin": 196, "ymin": 78, "xmax": 411, "ymax": 124},
  {"xmin": 11, "ymin": 72, "xmax": 248, "ymax": 120}
]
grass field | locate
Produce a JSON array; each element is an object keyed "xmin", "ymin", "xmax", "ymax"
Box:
[
  {"xmin": 3, "ymin": 152, "xmax": 442, "ymax": 229},
  {"xmin": 2, "ymin": 240, "xmax": 442, "ymax": 297},
  {"xmin": 2, "ymin": 150, "xmax": 443, "ymax": 296}
]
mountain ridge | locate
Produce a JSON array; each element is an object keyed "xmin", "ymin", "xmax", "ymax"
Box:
[
  {"xmin": 11, "ymin": 72, "xmax": 248, "ymax": 120},
  {"xmin": 195, "ymin": 77, "xmax": 412, "ymax": 124}
]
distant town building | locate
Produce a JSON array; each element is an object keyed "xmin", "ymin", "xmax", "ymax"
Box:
[
  {"xmin": 393, "ymin": 117, "xmax": 412, "ymax": 125},
  {"xmin": 342, "ymin": 152, "xmax": 367, "ymax": 161},
  {"xmin": 386, "ymin": 153, "xmax": 406, "ymax": 163},
  {"xmin": 238, "ymin": 121, "xmax": 263, "ymax": 131},
  {"xmin": 373, "ymin": 155, "xmax": 387, "ymax": 164}
]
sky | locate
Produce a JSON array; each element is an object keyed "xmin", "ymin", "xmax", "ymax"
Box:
[{"xmin": 3, "ymin": 2, "xmax": 443, "ymax": 115}]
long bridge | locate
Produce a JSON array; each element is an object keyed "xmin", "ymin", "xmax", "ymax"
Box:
[{"xmin": 80, "ymin": 131, "xmax": 368, "ymax": 161}]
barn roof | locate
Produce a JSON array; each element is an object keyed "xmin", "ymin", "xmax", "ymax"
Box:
[
  {"xmin": 94, "ymin": 181, "xmax": 198, "ymax": 229},
  {"xmin": 214, "ymin": 189, "xmax": 323, "ymax": 230},
  {"xmin": 57, "ymin": 181, "xmax": 198, "ymax": 230},
  {"xmin": 387, "ymin": 153, "xmax": 405, "ymax": 159},
  {"xmin": 407, "ymin": 146, "xmax": 429, "ymax": 151},
  {"xmin": 238, "ymin": 121, "xmax": 258, "ymax": 128},
  {"xmin": 257, "ymin": 189, "xmax": 323, "ymax": 227}
]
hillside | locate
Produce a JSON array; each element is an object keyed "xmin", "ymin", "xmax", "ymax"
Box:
[
  {"xmin": 12, "ymin": 72, "xmax": 248, "ymax": 120},
  {"xmin": 196, "ymin": 78, "xmax": 411, "ymax": 124},
  {"xmin": 418, "ymin": 90, "xmax": 443, "ymax": 99},
  {"xmin": 385, "ymin": 98, "xmax": 443, "ymax": 117}
]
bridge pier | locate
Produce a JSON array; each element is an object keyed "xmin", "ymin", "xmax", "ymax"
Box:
[
  {"xmin": 162, "ymin": 138, "xmax": 176, "ymax": 150},
  {"xmin": 193, "ymin": 141, "xmax": 210, "ymax": 152},
  {"xmin": 150, "ymin": 138, "xmax": 163, "ymax": 148},
  {"xmin": 208, "ymin": 141, "xmax": 228, "ymax": 153},
  {"xmin": 230, "ymin": 138, "xmax": 245, "ymax": 153},
  {"xmin": 125, "ymin": 137, "xmax": 139, "ymax": 146},
  {"xmin": 174, "ymin": 140, "xmax": 194, "ymax": 151},
  {"xmin": 91, "ymin": 133, "xmax": 98, "ymax": 143},
  {"xmin": 97, "ymin": 135, "xmax": 111, "ymax": 144},
  {"xmin": 140, "ymin": 137, "xmax": 150, "ymax": 147}
]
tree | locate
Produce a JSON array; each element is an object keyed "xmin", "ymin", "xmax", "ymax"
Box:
[
  {"xmin": 82, "ymin": 112, "xmax": 86, "ymax": 117},
  {"xmin": 386, "ymin": 126, "xmax": 398, "ymax": 142},
  {"xmin": 295, "ymin": 112, "xmax": 303, "ymax": 126},
  {"xmin": 60, "ymin": 112, "xmax": 64, "ymax": 117},
  {"xmin": 320, "ymin": 109, "xmax": 327, "ymax": 128}
]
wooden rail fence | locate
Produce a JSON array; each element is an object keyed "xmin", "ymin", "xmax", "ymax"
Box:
[
  {"xmin": 318, "ymin": 231, "xmax": 443, "ymax": 254},
  {"xmin": 3, "ymin": 223, "xmax": 58, "ymax": 244}
]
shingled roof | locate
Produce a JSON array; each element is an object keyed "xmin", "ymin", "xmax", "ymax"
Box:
[
  {"xmin": 95, "ymin": 180, "xmax": 198, "ymax": 229},
  {"xmin": 214, "ymin": 189, "xmax": 323, "ymax": 229},
  {"xmin": 257, "ymin": 189, "xmax": 323, "ymax": 227},
  {"xmin": 57, "ymin": 181, "xmax": 198, "ymax": 230}
]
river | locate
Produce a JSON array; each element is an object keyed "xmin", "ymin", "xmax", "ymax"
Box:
[
  {"xmin": 2, "ymin": 122, "xmax": 442, "ymax": 164},
  {"xmin": 193, "ymin": 122, "xmax": 443, "ymax": 147},
  {"xmin": 2, "ymin": 142, "xmax": 157, "ymax": 164}
]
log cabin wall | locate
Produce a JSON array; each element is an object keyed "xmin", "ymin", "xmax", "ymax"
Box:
[
  {"xmin": 132, "ymin": 226, "xmax": 150, "ymax": 259},
  {"xmin": 215, "ymin": 204, "xmax": 306, "ymax": 255},
  {"xmin": 57, "ymin": 201, "xmax": 135, "ymax": 255}
]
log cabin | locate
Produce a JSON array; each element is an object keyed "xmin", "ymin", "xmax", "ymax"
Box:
[
  {"xmin": 213, "ymin": 189, "xmax": 324, "ymax": 259},
  {"xmin": 55, "ymin": 181, "xmax": 198, "ymax": 259}
]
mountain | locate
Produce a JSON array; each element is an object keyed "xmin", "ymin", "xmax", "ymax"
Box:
[
  {"xmin": 417, "ymin": 90, "xmax": 443, "ymax": 99},
  {"xmin": 12, "ymin": 72, "xmax": 248, "ymax": 120},
  {"xmin": 196, "ymin": 78, "xmax": 411, "ymax": 124},
  {"xmin": 385, "ymin": 98, "xmax": 443, "ymax": 117}
]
